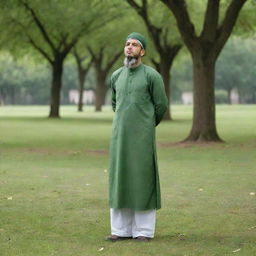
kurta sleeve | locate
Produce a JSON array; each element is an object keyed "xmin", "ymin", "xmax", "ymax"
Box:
[
  {"xmin": 149, "ymin": 70, "xmax": 168, "ymax": 126},
  {"xmin": 110, "ymin": 74, "xmax": 116, "ymax": 112},
  {"xmin": 110, "ymin": 67, "xmax": 124, "ymax": 112}
]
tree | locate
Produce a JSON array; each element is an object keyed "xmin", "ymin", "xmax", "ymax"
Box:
[
  {"xmin": 9, "ymin": 0, "xmax": 115, "ymax": 117},
  {"xmin": 0, "ymin": 53, "xmax": 50, "ymax": 105},
  {"xmin": 84, "ymin": 17, "xmax": 127, "ymax": 112},
  {"xmin": 216, "ymin": 37, "xmax": 256, "ymax": 104},
  {"xmin": 160, "ymin": 0, "xmax": 248, "ymax": 142},
  {"xmin": 216, "ymin": 39, "xmax": 242, "ymax": 104},
  {"xmin": 88, "ymin": 46, "xmax": 122, "ymax": 112},
  {"xmin": 73, "ymin": 48, "xmax": 93, "ymax": 112},
  {"xmin": 126, "ymin": 0, "xmax": 182, "ymax": 120}
]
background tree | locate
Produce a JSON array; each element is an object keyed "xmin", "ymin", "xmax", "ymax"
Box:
[
  {"xmin": 126, "ymin": 0, "xmax": 182, "ymax": 120},
  {"xmin": 0, "ymin": 53, "xmax": 51, "ymax": 105},
  {"xmin": 216, "ymin": 37, "xmax": 256, "ymax": 104},
  {"xmin": 85, "ymin": 18, "xmax": 131, "ymax": 112},
  {"xmin": 73, "ymin": 48, "xmax": 93, "ymax": 112},
  {"xmin": 88, "ymin": 46, "xmax": 122, "ymax": 112},
  {"xmin": 9, "ymin": 0, "xmax": 115, "ymax": 117},
  {"xmin": 160, "ymin": 0, "xmax": 248, "ymax": 142}
]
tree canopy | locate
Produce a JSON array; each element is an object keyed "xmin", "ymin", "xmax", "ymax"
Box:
[{"xmin": 0, "ymin": 0, "xmax": 255, "ymax": 142}]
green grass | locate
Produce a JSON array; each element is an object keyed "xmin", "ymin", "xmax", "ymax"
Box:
[{"xmin": 0, "ymin": 105, "xmax": 255, "ymax": 256}]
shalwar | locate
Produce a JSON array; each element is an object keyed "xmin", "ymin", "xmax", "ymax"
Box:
[{"xmin": 110, "ymin": 208, "xmax": 156, "ymax": 238}]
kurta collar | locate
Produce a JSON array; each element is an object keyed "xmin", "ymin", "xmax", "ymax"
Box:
[{"xmin": 127, "ymin": 63, "xmax": 143, "ymax": 73}]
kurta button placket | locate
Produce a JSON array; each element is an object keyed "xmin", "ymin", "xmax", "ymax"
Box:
[{"xmin": 128, "ymin": 71, "xmax": 133, "ymax": 95}]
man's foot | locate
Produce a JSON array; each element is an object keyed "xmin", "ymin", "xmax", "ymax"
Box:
[
  {"xmin": 105, "ymin": 235, "xmax": 132, "ymax": 242},
  {"xmin": 134, "ymin": 236, "xmax": 151, "ymax": 242}
]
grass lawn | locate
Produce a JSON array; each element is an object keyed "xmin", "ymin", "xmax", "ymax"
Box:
[{"xmin": 0, "ymin": 105, "xmax": 255, "ymax": 256}]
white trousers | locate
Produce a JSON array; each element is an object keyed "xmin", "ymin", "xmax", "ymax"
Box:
[{"xmin": 110, "ymin": 208, "xmax": 156, "ymax": 238}]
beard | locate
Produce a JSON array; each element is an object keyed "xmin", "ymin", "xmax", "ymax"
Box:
[
  {"xmin": 123, "ymin": 56, "xmax": 138, "ymax": 68},
  {"xmin": 123, "ymin": 51, "xmax": 142, "ymax": 68}
]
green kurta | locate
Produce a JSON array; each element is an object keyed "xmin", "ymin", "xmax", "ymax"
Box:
[{"xmin": 109, "ymin": 64, "xmax": 168, "ymax": 211}]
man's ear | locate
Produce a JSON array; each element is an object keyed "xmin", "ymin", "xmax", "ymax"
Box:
[{"xmin": 140, "ymin": 49, "xmax": 145, "ymax": 57}]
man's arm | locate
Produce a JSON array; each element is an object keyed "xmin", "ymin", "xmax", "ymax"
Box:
[
  {"xmin": 110, "ymin": 74, "xmax": 116, "ymax": 112},
  {"xmin": 149, "ymin": 71, "xmax": 168, "ymax": 126},
  {"xmin": 110, "ymin": 67, "xmax": 124, "ymax": 112}
]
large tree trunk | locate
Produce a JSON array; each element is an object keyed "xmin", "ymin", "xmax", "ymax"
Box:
[
  {"xmin": 78, "ymin": 69, "xmax": 86, "ymax": 112},
  {"xmin": 49, "ymin": 58, "xmax": 63, "ymax": 118},
  {"xmin": 95, "ymin": 72, "xmax": 107, "ymax": 112},
  {"xmin": 184, "ymin": 54, "xmax": 222, "ymax": 142},
  {"xmin": 159, "ymin": 58, "xmax": 172, "ymax": 120},
  {"xmin": 160, "ymin": 0, "xmax": 248, "ymax": 142}
]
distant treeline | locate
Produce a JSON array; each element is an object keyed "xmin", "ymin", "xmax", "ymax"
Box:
[{"xmin": 0, "ymin": 37, "xmax": 255, "ymax": 106}]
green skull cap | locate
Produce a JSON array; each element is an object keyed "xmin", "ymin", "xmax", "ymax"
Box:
[{"xmin": 126, "ymin": 32, "xmax": 146, "ymax": 49}]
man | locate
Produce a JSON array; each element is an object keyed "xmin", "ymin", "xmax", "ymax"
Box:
[{"xmin": 107, "ymin": 32, "xmax": 168, "ymax": 242}]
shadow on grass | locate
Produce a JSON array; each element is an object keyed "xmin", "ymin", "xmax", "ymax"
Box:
[
  {"xmin": 162, "ymin": 118, "xmax": 191, "ymax": 124},
  {"xmin": 0, "ymin": 116, "xmax": 113, "ymax": 124},
  {"xmin": 0, "ymin": 116, "xmax": 193, "ymax": 125},
  {"xmin": 155, "ymin": 232, "xmax": 247, "ymax": 246}
]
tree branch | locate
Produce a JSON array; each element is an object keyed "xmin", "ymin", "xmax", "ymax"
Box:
[
  {"xmin": 73, "ymin": 49, "xmax": 93, "ymax": 74},
  {"xmin": 19, "ymin": 0, "xmax": 56, "ymax": 52},
  {"xmin": 87, "ymin": 46, "xmax": 94, "ymax": 59},
  {"xmin": 62, "ymin": 36, "xmax": 78, "ymax": 58},
  {"xmin": 104, "ymin": 50, "xmax": 123, "ymax": 73},
  {"xmin": 10, "ymin": 17, "xmax": 53, "ymax": 64},
  {"xmin": 73, "ymin": 48, "xmax": 83, "ymax": 70},
  {"xmin": 215, "ymin": 0, "xmax": 248, "ymax": 56},
  {"xmin": 160, "ymin": 0, "xmax": 197, "ymax": 49},
  {"xmin": 28, "ymin": 37, "xmax": 54, "ymax": 64},
  {"xmin": 58, "ymin": 33, "xmax": 69, "ymax": 51},
  {"xmin": 151, "ymin": 58, "xmax": 160, "ymax": 73},
  {"xmin": 89, "ymin": 46, "xmax": 104, "ymax": 70},
  {"xmin": 126, "ymin": 0, "xmax": 163, "ymax": 52},
  {"xmin": 200, "ymin": 0, "xmax": 220, "ymax": 41}
]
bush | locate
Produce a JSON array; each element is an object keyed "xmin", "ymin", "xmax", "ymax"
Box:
[{"xmin": 215, "ymin": 89, "xmax": 228, "ymax": 104}]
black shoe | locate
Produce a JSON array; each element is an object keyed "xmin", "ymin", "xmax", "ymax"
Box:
[
  {"xmin": 135, "ymin": 236, "xmax": 151, "ymax": 242},
  {"xmin": 105, "ymin": 235, "xmax": 132, "ymax": 242}
]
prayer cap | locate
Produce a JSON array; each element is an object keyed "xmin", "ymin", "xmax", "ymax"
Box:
[{"xmin": 126, "ymin": 32, "xmax": 146, "ymax": 49}]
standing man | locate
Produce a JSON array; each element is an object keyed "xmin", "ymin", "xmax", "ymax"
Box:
[{"xmin": 107, "ymin": 32, "xmax": 168, "ymax": 242}]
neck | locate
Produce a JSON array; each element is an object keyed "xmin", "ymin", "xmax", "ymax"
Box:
[{"xmin": 131, "ymin": 58, "xmax": 142, "ymax": 68}]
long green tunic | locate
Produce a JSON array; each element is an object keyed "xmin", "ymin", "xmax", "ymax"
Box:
[{"xmin": 109, "ymin": 64, "xmax": 168, "ymax": 211}]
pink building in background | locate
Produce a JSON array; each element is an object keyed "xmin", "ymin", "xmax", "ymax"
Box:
[{"xmin": 69, "ymin": 90, "xmax": 95, "ymax": 105}]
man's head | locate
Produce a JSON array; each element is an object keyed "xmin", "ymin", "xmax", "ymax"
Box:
[{"xmin": 124, "ymin": 32, "xmax": 146, "ymax": 68}]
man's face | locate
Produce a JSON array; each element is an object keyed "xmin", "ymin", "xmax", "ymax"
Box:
[{"xmin": 124, "ymin": 39, "xmax": 145, "ymax": 58}]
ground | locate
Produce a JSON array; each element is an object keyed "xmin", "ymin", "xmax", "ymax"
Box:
[{"xmin": 0, "ymin": 105, "xmax": 255, "ymax": 256}]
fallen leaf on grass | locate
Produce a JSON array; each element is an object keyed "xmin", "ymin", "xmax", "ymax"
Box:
[
  {"xmin": 71, "ymin": 151, "xmax": 80, "ymax": 156},
  {"xmin": 232, "ymin": 248, "xmax": 241, "ymax": 253},
  {"xmin": 98, "ymin": 247, "xmax": 104, "ymax": 252},
  {"xmin": 178, "ymin": 233, "xmax": 186, "ymax": 240}
]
